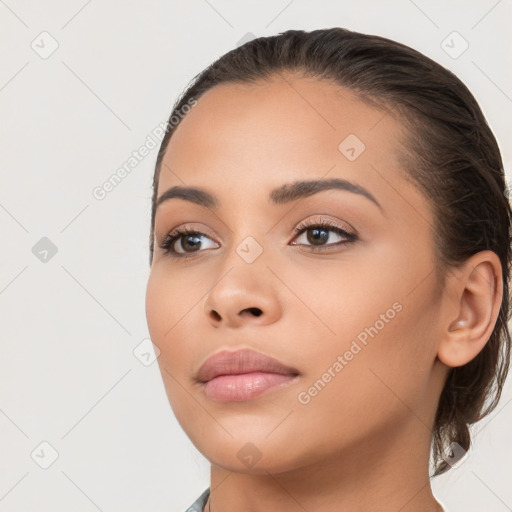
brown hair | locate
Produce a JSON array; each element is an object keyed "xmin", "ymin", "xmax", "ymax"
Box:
[{"xmin": 149, "ymin": 27, "xmax": 512, "ymax": 476}]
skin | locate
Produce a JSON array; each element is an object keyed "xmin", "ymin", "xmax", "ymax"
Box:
[{"xmin": 145, "ymin": 74, "xmax": 503, "ymax": 512}]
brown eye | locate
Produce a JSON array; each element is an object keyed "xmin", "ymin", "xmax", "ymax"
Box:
[
  {"xmin": 160, "ymin": 229, "xmax": 218, "ymax": 258},
  {"xmin": 291, "ymin": 220, "xmax": 357, "ymax": 250}
]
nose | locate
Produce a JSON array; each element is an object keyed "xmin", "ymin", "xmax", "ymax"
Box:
[{"xmin": 203, "ymin": 268, "xmax": 282, "ymax": 329}]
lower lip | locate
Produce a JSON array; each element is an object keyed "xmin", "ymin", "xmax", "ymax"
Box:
[{"xmin": 202, "ymin": 372, "xmax": 298, "ymax": 402}]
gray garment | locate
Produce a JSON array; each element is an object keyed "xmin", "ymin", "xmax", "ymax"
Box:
[{"xmin": 185, "ymin": 488, "xmax": 210, "ymax": 512}]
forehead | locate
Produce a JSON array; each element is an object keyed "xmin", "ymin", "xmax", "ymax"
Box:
[{"xmin": 158, "ymin": 76, "xmax": 427, "ymax": 221}]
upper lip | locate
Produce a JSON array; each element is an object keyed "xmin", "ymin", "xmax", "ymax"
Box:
[{"xmin": 195, "ymin": 348, "xmax": 300, "ymax": 383}]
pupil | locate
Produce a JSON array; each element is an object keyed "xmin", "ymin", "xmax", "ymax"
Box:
[
  {"xmin": 308, "ymin": 228, "xmax": 328, "ymax": 245},
  {"xmin": 183, "ymin": 235, "xmax": 201, "ymax": 251}
]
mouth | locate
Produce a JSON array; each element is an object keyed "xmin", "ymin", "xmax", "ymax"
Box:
[{"xmin": 195, "ymin": 348, "xmax": 300, "ymax": 402}]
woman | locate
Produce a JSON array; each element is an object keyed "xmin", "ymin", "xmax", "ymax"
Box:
[{"xmin": 145, "ymin": 28, "xmax": 511, "ymax": 511}]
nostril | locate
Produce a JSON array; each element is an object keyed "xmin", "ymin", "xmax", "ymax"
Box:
[
  {"xmin": 243, "ymin": 307, "xmax": 262, "ymax": 317},
  {"xmin": 210, "ymin": 310, "xmax": 222, "ymax": 321}
]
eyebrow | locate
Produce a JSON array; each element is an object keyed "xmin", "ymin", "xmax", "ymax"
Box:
[{"xmin": 155, "ymin": 178, "xmax": 383, "ymax": 212}]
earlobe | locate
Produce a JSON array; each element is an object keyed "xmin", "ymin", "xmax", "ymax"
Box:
[{"xmin": 437, "ymin": 250, "xmax": 503, "ymax": 368}]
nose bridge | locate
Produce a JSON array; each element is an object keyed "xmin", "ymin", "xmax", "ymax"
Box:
[{"xmin": 223, "ymin": 208, "xmax": 273, "ymax": 266}]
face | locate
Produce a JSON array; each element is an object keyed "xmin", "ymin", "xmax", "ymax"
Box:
[{"xmin": 145, "ymin": 75, "xmax": 448, "ymax": 474}]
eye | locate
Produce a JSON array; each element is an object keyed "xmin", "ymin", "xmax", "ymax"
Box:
[
  {"xmin": 290, "ymin": 219, "xmax": 357, "ymax": 251},
  {"xmin": 158, "ymin": 225, "xmax": 218, "ymax": 259},
  {"xmin": 158, "ymin": 218, "xmax": 357, "ymax": 259}
]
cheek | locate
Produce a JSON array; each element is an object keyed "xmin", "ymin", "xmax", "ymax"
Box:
[
  {"xmin": 287, "ymin": 309, "xmax": 434, "ymax": 463},
  {"xmin": 145, "ymin": 270, "xmax": 195, "ymax": 370},
  {"xmin": 145, "ymin": 272, "xmax": 169, "ymax": 340},
  {"xmin": 285, "ymin": 254, "xmax": 402, "ymax": 349},
  {"xmin": 145, "ymin": 270, "xmax": 202, "ymax": 418},
  {"xmin": 145, "ymin": 267, "xmax": 202, "ymax": 335},
  {"xmin": 289, "ymin": 255, "xmax": 438, "ymax": 427}
]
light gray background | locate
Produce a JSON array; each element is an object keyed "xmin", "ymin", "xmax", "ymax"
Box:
[{"xmin": 1, "ymin": 1, "xmax": 511, "ymax": 511}]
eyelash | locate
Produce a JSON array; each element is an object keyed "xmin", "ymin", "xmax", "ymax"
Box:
[{"xmin": 158, "ymin": 219, "xmax": 357, "ymax": 259}]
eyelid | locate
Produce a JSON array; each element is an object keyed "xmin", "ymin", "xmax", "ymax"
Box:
[
  {"xmin": 294, "ymin": 215, "xmax": 356, "ymax": 236},
  {"xmin": 159, "ymin": 222, "xmax": 217, "ymax": 243}
]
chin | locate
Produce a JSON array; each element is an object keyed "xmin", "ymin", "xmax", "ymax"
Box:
[{"xmin": 187, "ymin": 430, "xmax": 309, "ymax": 475}]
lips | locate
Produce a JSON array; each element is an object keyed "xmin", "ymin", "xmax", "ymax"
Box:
[
  {"xmin": 195, "ymin": 348, "xmax": 300, "ymax": 402},
  {"xmin": 195, "ymin": 348, "xmax": 300, "ymax": 383}
]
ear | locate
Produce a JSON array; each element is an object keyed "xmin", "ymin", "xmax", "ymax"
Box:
[{"xmin": 437, "ymin": 250, "xmax": 503, "ymax": 368}]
